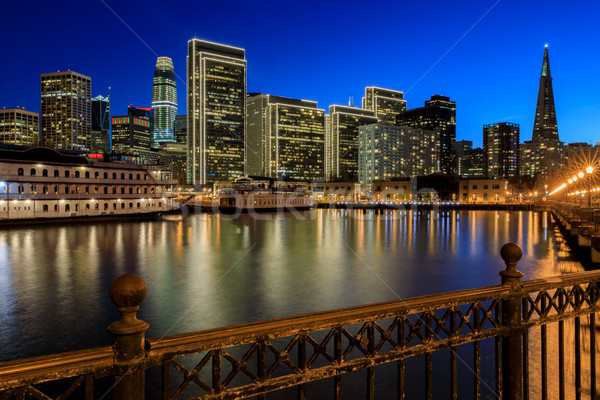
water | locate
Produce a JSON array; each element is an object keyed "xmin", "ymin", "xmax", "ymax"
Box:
[{"xmin": 0, "ymin": 209, "xmax": 583, "ymax": 364}]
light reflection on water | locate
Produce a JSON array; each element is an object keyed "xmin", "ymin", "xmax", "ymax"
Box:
[{"xmin": 0, "ymin": 209, "xmax": 593, "ymax": 395}]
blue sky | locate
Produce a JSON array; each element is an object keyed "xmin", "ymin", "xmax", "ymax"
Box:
[{"xmin": 1, "ymin": 0, "xmax": 599, "ymax": 147}]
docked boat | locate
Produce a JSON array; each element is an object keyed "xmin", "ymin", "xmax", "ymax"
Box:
[{"xmin": 208, "ymin": 177, "xmax": 314, "ymax": 212}]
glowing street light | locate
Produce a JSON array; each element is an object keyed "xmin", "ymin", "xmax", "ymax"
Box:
[
  {"xmin": 586, "ymin": 166, "xmax": 594, "ymax": 174},
  {"xmin": 578, "ymin": 172, "xmax": 584, "ymax": 178}
]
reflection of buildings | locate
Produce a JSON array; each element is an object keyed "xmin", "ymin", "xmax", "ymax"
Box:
[
  {"xmin": 0, "ymin": 108, "xmax": 39, "ymax": 147},
  {"xmin": 325, "ymin": 105, "xmax": 377, "ymax": 181},
  {"xmin": 91, "ymin": 94, "xmax": 110, "ymax": 153},
  {"xmin": 187, "ymin": 39, "xmax": 246, "ymax": 186},
  {"xmin": 520, "ymin": 46, "xmax": 564, "ymax": 178},
  {"xmin": 152, "ymin": 57, "xmax": 177, "ymax": 143},
  {"xmin": 397, "ymin": 95, "xmax": 456, "ymax": 174},
  {"xmin": 358, "ymin": 124, "xmax": 439, "ymax": 192},
  {"xmin": 246, "ymin": 94, "xmax": 325, "ymax": 181},
  {"xmin": 483, "ymin": 122, "xmax": 519, "ymax": 179},
  {"xmin": 111, "ymin": 106, "xmax": 156, "ymax": 164},
  {"xmin": 40, "ymin": 71, "xmax": 91, "ymax": 151}
]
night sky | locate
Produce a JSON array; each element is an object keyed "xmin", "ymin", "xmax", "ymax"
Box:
[{"xmin": 1, "ymin": 0, "xmax": 598, "ymax": 148}]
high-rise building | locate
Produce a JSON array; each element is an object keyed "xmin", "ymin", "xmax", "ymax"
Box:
[
  {"xmin": 174, "ymin": 115, "xmax": 187, "ymax": 145},
  {"xmin": 520, "ymin": 46, "xmax": 564, "ymax": 178},
  {"xmin": 453, "ymin": 140, "xmax": 484, "ymax": 178},
  {"xmin": 362, "ymin": 87, "xmax": 406, "ymax": 125},
  {"xmin": 358, "ymin": 124, "xmax": 439, "ymax": 192},
  {"xmin": 396, "ymin": 95, "xmax": 456, "ymax": 174},
  {"xmin": 483, "ymin": 122, "xmax": 519, "ymax": 179},
  {"xmin": 187, "ymin": 39, "xmax": 246, "ymax": 186},
  {"xmin": 111, "ymin": 106, "xmax": 156, "ymax": 164},
  {"xmin": 0, "ymin": 108, "xmax": 39, "ymax": 147},
  {"xmin": 152, "ymin": 57, "xmax": 177, "ymax": 143},
  {"xmin": 91, "ymin": 94, "xmax": 110, "ymax": 153},
  {"xmin": 326, "ymin": 105, "xmax": 377, "ymax": 181},
  {"xmin": 246, "ymin": 94, "xmax": 325, "ymax": 181},
  {"xmin": 40, "ymin": 71, "xmax": 91, "ymax": 151}
]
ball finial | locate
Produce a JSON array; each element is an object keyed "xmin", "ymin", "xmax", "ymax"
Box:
[
  {"xmin": 109, "ymin": 274, "xmax": 147, "ymax": 308},
  {"xmin": 500, "ymin": 243, "xmax": 522, "ymax": 265}
]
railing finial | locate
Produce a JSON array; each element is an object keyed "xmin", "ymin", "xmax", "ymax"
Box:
[{"xmin": 500, "ymin": 242, "xmax": 524, "ymax": 286}]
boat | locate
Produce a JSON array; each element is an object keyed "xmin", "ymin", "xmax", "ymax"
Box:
[{"xmin": 207, "ymin": 177, "xmax": 314, "ymax": 212}]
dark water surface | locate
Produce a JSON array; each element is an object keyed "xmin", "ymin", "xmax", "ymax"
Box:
[{"xmin": 0, "ymin": 209, "xmax": 581, "ymax": 364}]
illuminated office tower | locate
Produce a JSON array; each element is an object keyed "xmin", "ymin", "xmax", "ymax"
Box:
[
  {"xmin": 187, "ymin": 39, "xmax": 246, "ymax": 186},
  {"xmin": 362, "ymin": 87, "xmax": 406, "ymax": 125},
  {"xmin": 520, "ymin": 45, "xmax": 564, "ymax": 178},
  {"xmin": 174, "ymin": 115, "xmax": 187, "ymax": 145},
  {"xmin": 358, "ymin": 124, "xmax": 439, "ymax": 192},
  {"xmin": 246, "ymin": 94, "xmax": 325, "ymax": 181},
  {"xmin": 40, "ymin": 71, "xmax": 91, "ymax": 151},
  {"xmin": 91, "ymin": 94, "xmax": 110, "ymax": 153},
  {"xmin": 483, "ymin": 122, "xmax": 519, "ymax": 179},
  {"xmin": 326, "ymin": 105, "xmax": 377, "ymax": 180},
  {"xmin": 111, "ymin": 106, "xmax": 155, "ymax": 164},
  {"xmin": 0, "ymin": 108, "xmax": 39, "ymax": 147},
  {"xmin": 396, "ymin": 95, "xmax": 456, "ymax": 174},
  {"xmin": 152, "ymin": 57, "xmax": 177, "ymax": 143}
]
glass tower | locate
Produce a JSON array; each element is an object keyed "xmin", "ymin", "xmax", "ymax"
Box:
[
  {"xmin": 187, "ymin": 39, "xmax": 246, "ymax": 186},
  {"xmin": 152, "ymin": 57, "xmax": 177, "ymax": 143}
]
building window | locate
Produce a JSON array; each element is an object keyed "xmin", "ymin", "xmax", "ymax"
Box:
[
  {"xmin": 54, "ymin": 170, "xmax": 59, "ymax": 177},
  {"xmin": 65, "ymin": 204, "xmax": 70, "ymax": 212},
  {"xmin": 65, "ymin": 186, "xmax": 69, "ymax": 194},
  {"xmin": 472, "ymin": 185, "xmax": 477, "ymax": 189},
  {"xmin": 129, "ymin": 202, "xmax": 133, "ymax": 208},
  {"xmin": 43, "ymin": 185, "xmax": 48, "ymax": 194},
  {"xmin": 104, "ymin": 172, "xmax": 108, "ymax": 179},
  {"xmin": 75, "ymin": 171, "xmax": 80, "ymax": 178},
  {"xmin": 113, "ymin": 173, "xmax": 117, "ymax": 179},
  {"xmin": 17, "ymin": 168, "xmax": 24, "ymax": 176},
  {"xmin": 104, "ymin": 187, "xmax": 108, "ymax": 194},
  {"xmin": 86, "ymin": 203, "xmax": 90, "ymax": 210},
  {"xmin": 113, "ymin": 203, "xmax": 117, "ymax": 210},
  {"xmin": 129, "ymin": 188, "xmax": 132, "ymax": 194},
  {"xmin": 43, "ymin": 204, "xmax": 48, "ymax": 212},
  {"xmin": 121, "ymin": 187, "xmax": 125, "ymax": 194},
  {"xmin": 54, "ymin": 204, "xmax": 58, "ymax": 212},
  {"xmin": 85, "ymin": 171, "xmax": 90, "ymax": 178},
  {"xmin": 144, "ymin": 188, "xmax": 148, "ymax": 194},
  {"xmin": 112, "ymin": 187, "xmax": 117, "ymax": 194},
  {"xmin": 121, "ymin": 203, "xmax": 125, "ymax": 209},
  {"xmin": 483, "ymin": 185, "xmax": 488, "ymax": 190},
  {"xmin": 121, "ymin": 173, "xmax": 125, "ymax": 180},
  {"xmin": 95, "ymin": 172, "xmax": 99, "ymax": 178},
  {"xmin": 136, "ymin": 174, "xmax": 140, "ymax": 180},
  {"xmin": 129, "ymin": 173, "xmax": 133, "ymax": 180},
  {"xmin": 30, "ymin": 168, "xmax": 36, "ymax": 176},
  {"xmin": 144, "ymin": 174, "xmax": 147, "ymax": 180},
  {"xmin": 75, "ymin": 204, "xmax": 79, "ymax": 212},
  {"xmin": 43, "ymin": 169, "xmax": 48, "ymax": 177},
  {"xmin": 104, "ymin": 203, "xmax": 108, "ymax": 210},
  {"xmin": 137, "ymin": 202, "xmax": 140, "ymax": 208},
  {"xmin": 65, "ymin": 170, "xmax": 70, "ymax": 178},
  {"xmin": 85, "ymin": 186, "xmax": 89, "ymax": 194}
]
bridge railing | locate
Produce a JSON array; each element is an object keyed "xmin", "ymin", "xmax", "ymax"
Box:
[{"xmin": 0, "ymin": 243, "xmax": 598, "ymax": 400}]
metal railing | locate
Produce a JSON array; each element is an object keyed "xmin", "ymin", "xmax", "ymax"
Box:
[{"xmin": 0, "ymin": 243, "xmax": 598, "ymax": 399}]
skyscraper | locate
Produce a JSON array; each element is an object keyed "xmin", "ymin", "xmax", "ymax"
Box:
[
  {"xmin": 362, "ymin": 87, "xmax": 407, "ymax": 125},
  {"xmin": 532, "ymin": 45, "xmax": 558, "ymax": 142},
  {"xmin": 483, "ymin": 122, "xmax": 519, "ymax": 179},
  {"xmin": 187, "ymin": 39, "xmax": 246, "ymax": 186},
  {"xmin": 152, "ymin": 57, "xmax": 177, "ymax": 143},
  {"xmin": 111, "ymin": 106, "xmax": 155, "ymax": 164},
  {"xmin": 396, "ymin": 95, "xmax": 456, "ymax": 174},
  {"xmin": 246, "ymin": 94, "xmax": 325, "ymax": 181},
  {"xmin": 520, "ymin": 45, "xmax": 564, "ymax": 178},
  {"xmin": 0, "ymin": 108, "xmax": 39, "ymax": 147},
  {"xmin": 326, "ymin": 105, "xmax": 377, "ymax": 180},
  {"xmin": 40, "ymin": 71, "xmax": 91, "ymax": 151},
  {"xmin": 91, "ymin": 94, "xmax": 110, "ymax": 153}
]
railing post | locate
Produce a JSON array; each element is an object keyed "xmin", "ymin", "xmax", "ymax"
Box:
[
  {"xmin": 107, "ymin": 274, "xmax": 149, "ymax": 400},
  {"xmin": 499, "ymin": 243, "xmax": 524, "ymax": 400}
]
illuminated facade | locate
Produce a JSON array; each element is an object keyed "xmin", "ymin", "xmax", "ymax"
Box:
[
  {"xmin": 174, "ymin": 115, "xmax": 187, "ymax": 145},
  {"xmin": 520, "ymin": 46, "xmax": 564, "ymax": 178},
  {"xmin": 358, "ymin": 124, "xmax": 439, "ymax": 192},
  {"xmin": 483, "ymin": 122, "xmax": 519, "ymax": 179},
  {"xmin": 325, "ymin": 105, "xmax": 377, "ymax": 181},
  {"xmin": 246, "ymin": 94, "xmax": 325, "ymax": 181},
  {"xmin": 362, "ymin": 87, "xmax": 406, "ymax": 125},
  {"xmin": 40, "ymin": 71, "xmax": 91, "ymax": 151},
  {"xmin": 91, "ymin": 94, "xmax": 110, "ymax": 153},
  {"xmin": 0, "ymin": 108, "xmax": 39, "ymax": 147},
  {"xmin": 111, "ymin": 107, "xmax": 156, "ymax": 164},
  {"xmin": 152, "ymin": 57, "xmax": 177, "ymax": 143},
  {"xmin": 396, "ymin": 95, "xmax": 456, "ymax": 174},
  {"xmin": 187, "ymin": 39, "xmax": 246, "ymax": 186}
]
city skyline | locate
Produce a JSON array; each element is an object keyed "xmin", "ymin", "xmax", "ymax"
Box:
[{"xmin": 1, "ymin": 1, "xmax": 599, "ymax": 149}]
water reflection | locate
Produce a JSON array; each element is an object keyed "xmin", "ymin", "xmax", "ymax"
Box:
[{"xmin": 0, "ymin": 210, "xmax": 588, "ymax": 365}]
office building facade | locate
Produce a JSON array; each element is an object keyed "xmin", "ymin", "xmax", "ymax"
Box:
[
  {"xmin": 111, "ymin": 106, "xmax": 156, "ymax": 164},
  {"xmin": 246, "ymin": 94, "xmax": 325, "ymax": 181},
  {"xmin": 174, "ymin": 115, "xmax": 187, "ymax": 145},
  {"xmin": 0, "ymin": 108, "xmax": 39, "ymax": 147},
  {"xmin": 483, "ymin": 122, "xmax": 519, "ymax": 179},
  {"xmin": 362, "ymin": 87, "xmax": 406, "ymax": 125},
  {"xmin": 40, "ymin": 71, "xmax": 92, "ymax": 151},
  {"xmin": 187, "ymin": 39, "xmax": 246, "ymax": 186},
  {"xmin": 152, "ymin": 57, "xmax": 177, "ymax": 143},
  {"xmin": 358, "ymin": 124, "xmax": 439, "ymax": 192},
  {"xmin": 326, "ymin": 105, "xmax": 377, "ymax": 181},
  {"xmin": 91, "ymin": 94, "xmax": 110, "ymax": 153}
]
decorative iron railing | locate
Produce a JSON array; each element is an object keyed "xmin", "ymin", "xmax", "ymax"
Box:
[{"xmin": 0, "ymin": 243, "xmax": 598, "ymax": 399}]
